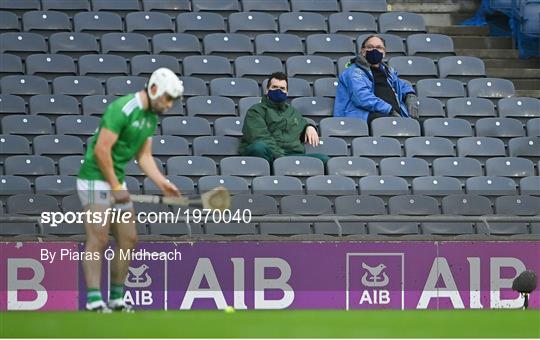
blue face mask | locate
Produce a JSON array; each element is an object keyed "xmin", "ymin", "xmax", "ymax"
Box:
[
  {"xmin": 267, "ymin": 89, "xmax": 288, "ymax": 103},
  {"xmin": 365, "ymin": 49, "xmax": 384, "ymax": 65}
]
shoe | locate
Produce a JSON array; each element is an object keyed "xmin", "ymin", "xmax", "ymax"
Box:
[
  {"xmin": 108, "ymin": 298, "xmax": 134, "ymax": 312},
  {"xmin": 85, "ymin": 300, "xmax": 112, "ymax": 313}
]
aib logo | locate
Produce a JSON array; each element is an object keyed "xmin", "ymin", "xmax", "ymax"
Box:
[
  {"xmin": 124, "ymin": 264, "xmax": 153, "ymax": 306},
  {"xmin": 361, "ymin": 263, "xmax": 389, "ymax": 288}
]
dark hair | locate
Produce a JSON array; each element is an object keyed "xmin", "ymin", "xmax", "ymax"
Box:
[
  {"xmin": 361, "ymin": 35, "xmax": 386, "ymax": 48},
  {"xmin": 266, "ymin": 72, "xmax": 288, "ymax": 89}
]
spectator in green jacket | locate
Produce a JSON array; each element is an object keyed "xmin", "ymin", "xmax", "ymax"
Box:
[{"xmin": 239, "ymin": 72, "xmax": 329, "ymax": 165}]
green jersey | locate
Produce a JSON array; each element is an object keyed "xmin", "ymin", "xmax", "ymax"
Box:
[{"xmin": 78, "ymin": 93, "xmax": 158, "ymax": 183}]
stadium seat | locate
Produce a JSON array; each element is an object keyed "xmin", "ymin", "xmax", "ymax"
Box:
[
  {"xmin": 260, "ymin": 220, "xmax": 312, "ymax": 236},
  {"xmin": 291, "ymin": 97, "xmax": 334, "ymax": 121},
  {"xmin": 125, "ymin": 12, "xmax": 174, "ymax": 36},
  {"xmin": 205, "ymin": 222, "xmax": 257, "ymax": 236},
  {"xmin": 286, "ymin": 56, "xmax": 336, "ymax": 82},
  {"xmin": 274, "ymin": 156, "xmax": 324, "ymax": 179},
  {"xmin": 388, "ymin": 194, "xmax": 440, "ymax": 215},
  {"xmin": 306, "ymin": 175, "xmax": 357, "ymax": 196},
  {"xmin": 166, "ymin": 156, "xmax": 217, "ymax": 178},
  {"xmin": 416, "ymin": 79, "xmax": 466, "ymax": 104},
  {"xmin": 378, "ymin": 12, "xmax": 426, "ymax": 37},
  {"xmin": 498, "ymin": 97, "xmax": 540, "ymax": 120},
  {"xmin": 305, "ymin": 137, "xmax": 349, "ymax": 156},
  {"xmin": 527, "ymin": 118, "xmax": 540, "ymax": 137},
  {"xmin": 254, "ymin": 34, "xmax": 304, "ymax": 61},
  {"xmin": 457, "ymin": 137, "xmax": 506, "ymax": 164},
  {"xmin": 432, "ymin": 157, "xmax": 483, "ymax": 181},
  {"xmin": 239, "ymin": 97, "xmax": 262, "ymax": 117},
  {"xmin": 209, "ymin": 78, "xmax": 259, "ymax": 102},
  {"xmin": 179, "ymin": 76, "xmax": 208, "ymax": 97},
  {"xmin": 262, "ymin": 78, "xmax": 312, "ymax": 98},
  {"xmin": 388, "ymin": 56, "xmax": 438, "ymax": 84},
  {"xmin": 0, "ymin": 0, "xmax": 40, "ymax": 15},
  {"xmin": 193, "ymin": 136, "xmax": 240, "ymax": 158},
  {"xmin": 49, "ymin": 32, "xmax": 99, "ymax": 59},
  {"xmin": 475, "ymin": 118, "xmax": 525, "ymax": 144},
  {"xmin": 1, "ymin": 75, "xmax": 49, "ymax": 98},
  {"xmin": 438, "ymin": 56, "xmax": 486, "ymax": 82},
  {"xmin": 379, "ymin": 157, "xmax": 430, "ymax": 182},
  {"xmin": 0, "ymin": 11, "xmax": 20, "ymax": 33},
  {"xmin": 220, "ymin": 156, "xmax": 270, "ymax": 179},
  {"xmin": 105, "ymin": 76, "xmax": 147, "ymax": 96},
  {"xmin": 1, "ymin": 54, "xmax": 23, "ymax": 77},
  {"xmin": 319, "ymin": 117, "xmax": 369, "ymax": 142},
  {"xmin": 327, "ymin": 157, "xmax": 378, "ymax": 178},
  {"xmin": 279, "ymin": 12, "xmax": 327, "ymax": 37},
  {"xmin": 58, "ymin": 155, "xmax": 85, "ymax": 176},
  {"xmin": 151, "ymin": 135, "xmax": 190, "ymax": 162},
  {"xmin": 313, "ymin": 78, "xmax": 339, "ymax": 98},
  {"xmin": 91, "ymin": 0, "xmax": 140, "ymax": 14},
  {"xmin": 352, "ymin": 137, "xmax": 402, "ymax": 164},
  {"xmin": 142, "ymin": 0, "xmax": 191, "ymax": 15},
  {"xmin": 192, "ymin": 0, "xmax": 240, "ymax": 15},
  {"xmin": 423, "ymin": 118, "xmax": 474, "ymax": 142},
  {"xmin": 368, "ymin": 222, "xmax": 419, "ymax": 236},
  {"xmin": 442, "ymin": 194, "xmax": 493, "ymax": 215},
  {"xmin": 176, "ymin": 12, "xmax": 226, "ymax": 38},
  {"xmin": 412, "ymin": 176, "xmax": 463, "ymax": 196},
  {"xmin": 422, "ymin": 221, "xmax": 475, "ymax": 236},
  {"xmin": 404, "ymin": 137, "xmax": 456, "ymax": 162},
  {"xmin": 0, "ymin": 135, "xmax": 31, "ymax": 163},
  {"xmin": 22, "ymin": 10, "xmax": 70, "ymax": 37},
  {"xmin": 359, "ymin": 175, "xmax": 409, "ymax": 198},
  {"xmin": 371, "ymin": 117, "xmax": 421, "ymax": 141},
  {"xmin": 203, "ymin": 33, "xmax": 253, "ymax": 59},
  {"xmin": 125, "ymin": 158, "xmax": 163, "ymax": 178},
  {"xmin": 182, "ymin": 55, "xmax": 233, "ymax": 81},
  {"xmin": 341, "ymin": 0, "xmax": 388, "ymax": 13},
  {"xmin": 242, "ymin": 0, "xmax": 290, "ymax": 15},
  {"xmin": 150, "ymin": 222, "xmax": 203, "ymax": 237},
  {"xmin": 73, "ymin": 11, "xmax": 123, "ymax": 36},
  {"xmin": 406, "ymin": 33, "xmax": 454, "ymax": 58},
  {"xmin": 198, "ymin": 175, "xmax": 249, "ymax": 195},
  {"xmin": 328, "ymin": 12, "xmax": 377, "ymax": 37},
  {"xmin": 186, "ymin": 96, "xmax": 236, "ymax": 121},
  {"xmin": 213, "ymin": 117, "xmax": 243, "ymax": 137},
  {"xmin": 161, "ymin": 116, "xmax": 211, "ymax": 142},
  {"xmin": 520, "ymin": 176, "xmax": 540, "ymax": 196},
  {"xmin": 35, "ymin": 175, "xmax": 76, "ymax": 196},
  {"xmin": 100, "ymin": 33, "xmax": 151, "ymax": 58},
  {"xmin": 234, "ymin": 56, "xmax": 284, "ymax": 82},
  {"xmin": 81, "ymin": 95, "xmax": 117, "ymax": 116},
  {"xmin": 417, "ymin": 97, "xmax": 445, "ymax": 118},
  {"xmin": 4, "ymin": 155, "xmax": 56, "ymax": 177},
  {"xmin": 492, "ymin": 195, "xmax": 540, "ymax": 235},
  {"xmin": 467, "ymin": 78, "xmax": 515, "ymax": 102},
  {"xmin": 29, "ymin": 95, "xmax": 79, "ymax": 117},
  {"xmin": 230, "ymin": 194, "xmax": 279, "ymax": 215},
  {"xmin": 291, "ymin": 0, "xmax": 338, "ymax": 13},
  {"xmin": 0, "ymin": 175, "xmax": 32, "ymax": 197},
  {"xmin": 466, "ymin": 176, "xmax": 518, "ymax": 198},
  {"xmin": 7, "ymin": 194, "xmax": 59, "ymax": 215},
  {"xmin": 335, "ymin": 195, "xmax": 386, "ymax": 215},
  {"xmin": 281, "ymin": 195, "xmax": 333, "ymax": 215},
  {"xmin": 33, "ymin": 135, "xmax": 84, "ymax": 160},
  {"xmin": 446, "ymin": 98, "xmax": 496, "ymax": 123},
  {"xmin": 357, "ymin": 33, "xmax": 407, "ymax": 58},
  {"xmin": 42, "ymin": 0, "xmax": 90, "ymax": 15},
  {"xmin": 152, "ymin": 33, "xmax": 202, "ymax": 58},
  {"xmin": 252, "ymin": 175, "xmax": 304, "ymax": 196},
  {"xmin": 0, "ymin": 95, "xmax": 26, "ymax": 116},
  {"xmin": 25, "ymin": 54, "xmax": 76, "ymax": 80},
  {"xmin": 306, "ymin": 34, "xmax": 355, "ymax": 59},
  {"xmin": 486, "ymin": 157, "xmax": 535, "ymax": 178},
  {"xmin": 1, "ymin": 115, "xmax": 52, "ymax": 136},
  {"xmin": 130, "ymin": 55, "xmax": 180, "ymax": 77},
  {"xmin": 53, "ymin": 76, "xmax": 104, "ymax": 97},
  {"xmin": 228, "ymin": 12, "xmax": 277, "ymax": 38},
  {"xmin": 509, "ymin": 137, "xmax": 540, "ymax": 162},
  {"xmin": 143, "ymin": 176, "xmax": 195, "ymax": 195}
]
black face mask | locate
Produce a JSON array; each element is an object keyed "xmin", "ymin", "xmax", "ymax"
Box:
[{"xmin": 365, "ymin": 49, "xmax": 384, "ymax": 65}]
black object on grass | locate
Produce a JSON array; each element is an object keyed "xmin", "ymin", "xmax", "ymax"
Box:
[{"xmin": 512, "ymin": 270, "xmax": 537, "ymax": 309}]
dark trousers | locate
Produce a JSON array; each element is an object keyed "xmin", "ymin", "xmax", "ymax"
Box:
[{"xmin": 243, "ymin": 141, "xmax": 329, "ymax": 165}]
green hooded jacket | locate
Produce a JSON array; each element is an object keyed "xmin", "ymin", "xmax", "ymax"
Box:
[{"xmin": 239, "ymin": 95, "xmax": 310, "ymax": 158}]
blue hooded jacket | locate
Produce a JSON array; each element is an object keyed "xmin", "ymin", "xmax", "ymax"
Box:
[{"xmin": 334, "ymin": 56, "xmax": 415, "ymax": 121}]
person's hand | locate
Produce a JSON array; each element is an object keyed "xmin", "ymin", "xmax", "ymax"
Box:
[
  {"xmin": 112, "ymin": 185, "xmax": 130, "ymax": 204},
  {"xmin": 304, "ymin": 125, "xmax": 320, "ymax": 147},
  {"xmin": 405, "ymin": 93, "xmax": 419, "ymax": 119},
  {"xmin": 160, "ymin": 180, "xmax": 181, "ymax": 197}
]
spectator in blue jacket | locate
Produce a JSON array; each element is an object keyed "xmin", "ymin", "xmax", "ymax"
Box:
[{"xmin": 334, "ymin": 35, "xmax": 419, "ymax": 124}]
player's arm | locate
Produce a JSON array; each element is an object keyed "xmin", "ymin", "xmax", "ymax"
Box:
[{"xmin": 137, "ymin": 138, "xmax": 181, "ymax": 197}]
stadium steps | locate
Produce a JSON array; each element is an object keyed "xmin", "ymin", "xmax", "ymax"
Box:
[
  {"xmin": 483, "ymin": 59, "xmax": 540, "ymax": 68},
  {"xmin": 452, "ymin": 36, "xmax": 513, "ymax": 49},
  {"xmin": 427, "ymin": 25, "xmax": 490, "ymax": 36}
]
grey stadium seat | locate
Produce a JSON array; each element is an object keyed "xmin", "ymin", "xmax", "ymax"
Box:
[
  {"xmin": 466, "ymin": 176, "xmax": 518, "ymax": 197},
  {"xmin": 0, "ymin": 175, "xmax": 32, "ymax": 197},
  {"xmin": 379, "ymin": 157, "xmax": 430, "ymax": 181},
  {"xmin": 179, "ymin": 76, "xmax": 208, "ymax": 97},
  {"xmin": 329, "ymin": 12, "xmax": 377, "ymax": 37},
  {"xmin": 1, "ymin": 75, "xmax": 49, "ymax": 98},
  {"xmin": 198, "ymin": 175, "xmax": 249, "ymax": 195},
  {"xmin": 475, "ymin": 118, "xmax": 525, "ymax": 141},
  {"xmin": 105, "ymin": 76, "xmax": 147, "ymax": 96},
  {"xmin": 22, "ymin": 11, "xmax": 70, "ymax": 37},
  {"xmin": 305, "ymin": 137, "xmax": 349, "ymax": 156},
  {"xmin": 341, "ymin": 0, "xmax": 388, "ymax": 13},
  {"xmin": 220, "ymin": 156, "xmax": 270, "ymax": 179},
  {"xmin": 214, "ymin": 117, "xmax": 244, "ymax": 137},
  {"xmin": 313, "ymin": 78, "xmax": 339, "ymax": 98},
  {"xmin": 228, "ymin": 12, "xmax": 277, "ymax": 38},
  {"xmin": 4, "ymin": 155, "xmax": 55, "ymax": 176},
  {"xmin": 405, "ymin": 137, "xmax": 456, "ymax": 160},
  {"xmin": 255, "ymin": 34, "xmax": 304, "ymax": 61},
  {"xmin": 203, "ymin": 33, "xmax": 253, "ymax": 59},
  {"xmin": 520, "ymin": 176, "xmax": 540, "ymax": 196},
  {"xmin": 388, "ymin": 194, "xmax": 440, "ymax": 215},
  {"xmin": 242, "ymin": 0, "xmax": 290, "ymax": 15},
  {"xmin": 192, "ymin": 0, "xmax": 240, "ymax": 16},
  {"xmin": 166, "ymin": 156, "xmax": 217, "ymax": 178},
  {"xmin": 357, "ymin": 33, "xmax": 407, "ymax": 58},
  {"xmin": 286, "ymin": 56, "xmax": 336, "ymax": 82},
  {"xmin": 416, "ymin": 79, "xmax": 466, "ymax": 104},
  {"xmin": 0, "ymin": 11, "xmax": 20, "ymax": 33},
  {"xmin": 432, "ymin": 157, "xmax": 483, "ymax": 180},
  {"xmin": 234, "ymin": 56, "xmax": 284, "ymax": 82},
  {"xmin": 100, "ymin": 33, "xmax": 151, "ymax": 58},
  {"xmin": 417, "ymin": 97, "xmax": 445, "ymax": 118},
  {"xmin": 0, "ymin": 0, "xmax": 40, "ymax": 15},
  {"xmin": 528, "ymin": 118, "xmax": 540, "ymax": 137},
  {"xmin": 186, "ymin": 96, "xmax": 236, "ymax": 121},
  {"xmin": 35, "ymin": 175, "xmax": 76, "ymax": 196},
  {"xmin": 352, "ymin": 137, "xmax": 402, "ymax": 162},
  {"xmin": 143, "ymin": 176, "xmax": 195, "ymax": 195},
  {"xmin": 176, "ymin": 12, "xmax": 226, "ymax": 38},
  {"xmin": 509, "ymin": 137, "xmax": 540, "ymax": 161},
  {"xmin": 496, "ymin": 195, "xmax": 540, "ymax": 215},
  {"xmin": 442, "ymin": 194, "xmax": 493, "ymax": 215},
  {"xmin": 81, "ymin": 95, "xmax": 117, "ymax": 116},
  {"xmin": 182, "ymin": 55, "xmax": 233, "ymax": 81},
  {"xmin": 306, "ymin": 175, "xmax": 357, "ymax": 196},
  {"xmin": 151, "ymin": 135, "xmax": 190, "ymax": 161},
  {"xmin": 125, "ymin": 12, "xmax": 174, "ymax": 36},
  {"xmin": 371, "ymin": 117, "xmax": 421, "ymax": 139},
  {"xmin": 161, "ymin": 116, "xmax": 211, "ymax": 140},
  {"xmin": 260, "ymin": 220, "xmax": 312, "ymax": 236},
  {"xmin": 152, "ymin": 33, "xmax": 202, "ymax": 59},
  {"xmin": 457, "ymin": 137, "xmax": 506, "ymax": 162},
  {"xmin": 262, "ymin": 78, "xmax": 312, "ymax": 98},
  {"xmin": 1, "ymin": 54, "xmax": 23, "ymax": 77},
  {"xmin": 306, "ymin": 34, "xmax": 355, "ymax": 59},
  {"xmin": 368, "ymin": 221, "xmax": 419, "ymax": 236},
  {"xmin": 290, "ymin": 96, "xmax": 334, "ymax": 120},
  {"xmin": 379, "ymin": 11, "xmax": 426, "ymax": 37},
  {"xmin": 279, "ymin": 12, "xmax": 327, "ymax": 37},
  {"xmin": 29, "ymin": 95, "xmax": 79, "ymax": 116},
  {"xmin": 58, "ymin": 155, "xmax": 84, "ymax": 176},
  {"xmin": 205, "ymin": 222, "xmax": 257, "ymax": 236},
  {"xmin": 239, "ymin": 97, "xmax": 261, "ymax": 117},
  {"xmin": 49, "ymin": 32, "xmax": 99, "ymax": 59},
  {"xmin": 33, "ymin": 135, "xmax": 84, "ymax": 159},
  {"xmin": 230, "ymin": 194, "xmax": 278, "ymax": 215},
  {"xmin": 0, "ymin": 135, "xmax": 31, "ymax": 162},
  {"xmin": 335, "ymin": 195, "xmax": 386, "ymax": 215},
  {"xmin": 412, "ymin": 176, "xmax": 463, "ymax": 196},
  {"xmin": 498, "ymin": 97, "xmax": 540, "ymax": 120},
  {"xmin": 252, "ymin": 175, "xmax": 304, "ymax": 196},
  {"xmin": 53, "ymin": 76, "xmax": 104, "ymax": 97},
  {"xmin": 25, "ymin": 54, "xmax": 76, "ymax": 80},
  {"xmin": 446, "ymin": 97, "xmax": 496, "ymax": 122},
  {"xmin": 320, "ymin": 117, "xmax": 369, "ymax": 142},
  {"xmin": 0, "ymin": 95, "xmax": 26, "ymax": 115},
  {"xmin": 130, "ymin": 55, "xmax": 180, "ymax": 77},
  {"xmin": 42, "ymin": 0, "xmax": 90, "ymax": 15},
  {"xmin": 193, "ymin": 136, "xmax": 239, "ymax": 158},
  {"xmin": 359, "ymin": 175, "xmax": 409, "ymax": 197},
  {"xmin": 7, "ymin": 194, "xmax": 59, "ymax": 215},
  {"xmin": 423, "ymin": 118, "xmax": 473, "ymax": 141},
  {"xmin": 327, "ymin": 157, "xmax": 378, "ymax": 178},
  {"xmin": 467, "ymin": 78, "xmax": 515, "ymax": 101},
  {"xmin": 125, "ymin": 158, "xmax": 163, "ymax": 178},
  {"xmin": 486, "ymin": 157, "xmax": 535, "ymax": 178},
  {"xmin": 438, "ymin": 56, "xmax": 486, "ymax": 82},
  {"xmin": 142, "ymin": 0, "xmax": 191, "ymax": 15},
  {"xmin": 406, "ymin": 33, "xmax": 454, "ymax": 58},
  {"xmin": 91, "ymin": 0, "xmax": 140, "ymax": 15},
  {"xmin": 291, "ymin": 0, "xmax": 339, "ymax": 15},
  {"xmin": 1, "ymin": 115, "xmax": 52, "ymax": 136},
  {"xmin": 273, "ymin": 156, "xmax": 325, "ymax": 177},
  {"xmin": 73, "ymin": 12, "xmax": 123, "ymax": 36},
  {"xmin": 280, "ymin": 195, "xmax": 333, "ymax": 215},
  {"xmin": 209, "ymin": 78, "xmax": 259, "ymax": 101},
  {"xmin": 388, "ymin": 56, "xmax": 438, "ymax": 84}
]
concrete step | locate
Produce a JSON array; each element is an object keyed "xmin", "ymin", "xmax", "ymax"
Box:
[
  {"xmin": 515, "ymin": 89, "xmax": 540, "ymax": 98},
  {"xmin": 388, "ymin": 1, "xmax": 478, "ymax": 13},
  {"xmin": 487, "ymin": 68, "xmax": 540, "ymax": 79},
  {"xmin": 427, "ymin": 25, "xmax": 490, "ymax": 36},
  {"xmin": 509, "ymin": 79, "xmax": 540, "ymax": 90},
  {"xmin": 418, "ymin": 13, "xmax": 476, "ymax": 27},
  {"xmin": 452, "ymin": 36, "xmax": 513, "ymax": 49},
  {"xmin": 454, "ymin": 49, "xmax": 520, "ymax": 59},
  {"xmin": 483, "ymin": 58, "xmax": 540, "ymax": 68}
]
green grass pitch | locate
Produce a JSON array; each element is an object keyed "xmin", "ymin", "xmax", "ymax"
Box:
[{"xmin": 1, "ymin": 310, "xmax": 539, "ymax": 338}]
